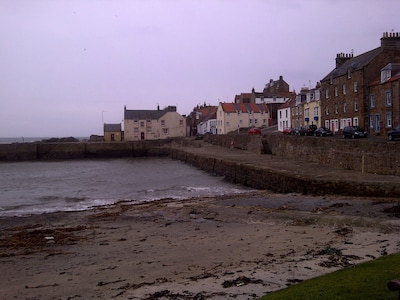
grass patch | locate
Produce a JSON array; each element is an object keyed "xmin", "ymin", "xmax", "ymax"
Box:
[{"xmin": 259, "ymin": 253, "xmax": 400, "ymax": 300}]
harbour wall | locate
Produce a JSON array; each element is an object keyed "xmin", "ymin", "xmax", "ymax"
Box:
[
  {"xmin": 1, "ymin": 135, "xmax": 399, "ymax": 176},
  {"xmin": 203, "ymin": 134, "xmax": 400, "ymax": 176}
]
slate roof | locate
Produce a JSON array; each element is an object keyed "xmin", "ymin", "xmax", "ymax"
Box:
[
  {"xmin": 321, "ymin": 47, "xmax": 381, "ymax": 81},
  {"xmin": 124, "ymin": 109, "xmax": 168, "ymax": 120},
  {"xmin": 220, "ymin": 102, "xmax": 269, "ymax": 113},
  {"xmin": 104, "ymin": 123, "xmax": 121, "ymax": 132}
]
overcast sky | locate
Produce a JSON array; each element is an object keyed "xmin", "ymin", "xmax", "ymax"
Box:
[{"xmin": 1, "ymin": 0, "xmax": 399, "ymax": 138}]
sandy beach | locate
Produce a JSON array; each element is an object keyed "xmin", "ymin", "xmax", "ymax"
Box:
[{"xmin": 1, "ymin": 191, "xmax": 400, "ymax": 299}]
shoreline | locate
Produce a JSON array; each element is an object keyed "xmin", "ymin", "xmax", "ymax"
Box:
[{"xmin": 1, "ymin": 191, "xmax": 400, "ymax": 299}]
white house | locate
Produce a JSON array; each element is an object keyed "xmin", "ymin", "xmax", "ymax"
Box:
[{"xmin": 124, "ymin": 106, "xmax": 186, "ymax": 141}]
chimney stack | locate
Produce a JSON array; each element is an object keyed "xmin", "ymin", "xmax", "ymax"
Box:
[
  {"xmin": 381, "ymin": 32, "xmax": 400, "ymax": 51},
  {"xmin": 335, "ymin": 52, "xmax": 353, "ymax": 68}
]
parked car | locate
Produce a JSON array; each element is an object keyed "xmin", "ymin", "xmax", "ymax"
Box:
[
  {"xmin": 342, "ymin": 126, "xmax": 368, "ymax": 139},
  {"xmin": 304, "ymin": 124, "xmax": 318, "ymax": 136},
  {"xmin": 293, "ymin": 127, "xmax": 306, "ymax": 136},
  {"xmin": 388, "ymin": 125, "xmax": 400, "ymax": 141},
  {"xmin": 283, "ymin": 127, "xmax": 295, "ymax": 135},
  {"xmin": 314, "ymin": 127, "xmax": 333, "ymax": 137},
  {"xmin": 248, "ymin": 128, "xmax": 262, "ymax": 135}
]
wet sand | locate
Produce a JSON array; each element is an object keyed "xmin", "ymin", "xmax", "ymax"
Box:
[{"xmin": 1, "ymin": 191, "xmax": 400, "ymax": 299}]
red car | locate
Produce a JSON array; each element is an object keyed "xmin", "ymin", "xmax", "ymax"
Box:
[
  {"xmin": 283, "ymin": 127, "xmax": 295, "ymax": 135},
  {"xmin": 248, "ymin": 128, "xmax": 262, "ymax": 135}
]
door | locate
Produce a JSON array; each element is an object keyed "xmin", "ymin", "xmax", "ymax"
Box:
[
  {"xmin": 375, "ymin": 114, "xmax": 380, "ymax": 132},
  {"xmin": 140, "ymin": 132, "xmax": 145, "ymax": 140}
]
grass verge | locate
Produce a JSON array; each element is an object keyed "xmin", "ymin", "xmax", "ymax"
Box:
[{"xmin": 259, "ymin": 253, "xmax": 400, "ymax": 300}]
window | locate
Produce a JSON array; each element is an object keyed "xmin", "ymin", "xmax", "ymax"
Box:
[
  {"xmin": 369, "ymin": 94, "xmax": 376, "ymax": 108},
  {"xmin": 354, "ymin": 81, "xmax": 358, "ymax": 92},
  {"xmin": 330, "ymin": 76, "xmax": 333, "ymax": 84},
  {"xmin": 335, "ymin": 104, "xmax": 338, "ymax": 114},
  {"xmin": 134, "ymin": 128, "xmax": 139, "ymax": 134},
  {"xmin": 146, "ymin": 118, "xmax": 151, "ymax": 124},
  {"xmin": 140, "ymin": 121, "xmax": 144, "ymax": 127},
  {"xmin": 240, "ymin": 119, "xmax": 243, "ymax": 125},
  {"xmin": 162, "ymin": 128, "xmax": 169, "ymax": 135},
  {"xmin": 343, "ymin": 84, "xmax": 346, "ymax": 95},
  {"xmin": 249, "ymin": 119, "xmax": 253, "ymax": 125},
  {"xmin": 386, "ymin": 91, "xmax": 392, "ymax": 106},
  {"xmin": 179, "ymin": 120, "xmax": 184, "ymax": 126},
  {"xmin": 354, "ymin": 101, "xmax": 358, "ymax": 111},
  {"xmin": 161, "ymin": 120, "xmax": 165, "ymax": 126},
  {"xmin": 325, "ymin": 106, "xmax": 329, "ymax": 115},
  {"xmin": 315, "ymin": 90, "xmax": 320, "ymax": 100},
  {"xmin": 353, "ymin": 117, "xmax": 359, "ymax": 126},
  {"xmin": 325, "ymin": 89, "xmax": 329, "ymax": 99},
  {"xmin": 147, "ymin": 127, "xmax": 151, "ymax": 133},
  {"xmin": 343, "ymin": 103, "xmax": 347, "ymax": 113},
  {"xmin": 254, "ymin": 119, "xmax": 258, "ymax": 124},
  {"xmin": 347, "ymin": 69, "xmax": 352, "ymax": 79},
  {"xmin": 386, "ymin": 112, "xmax": 392, "ymax": 127},
  {"xmin": 305, "ymin": 108, "xmax": 309, "ymax": 118},
  {"xmin": 369, "ymin": 114, "xmax": 374, "ymax": 128},
  {"xmin": 334, "ymin": 86, "xmax": 338, "ymax": 97},
  {"xmin": 263, "ymin": 119, "xmax": 267, "ymax": 124},
  {"xmin": 134, "ymin": 119, "xmax": 138, "ymax": 124},
  {"xmin": 226, "ymin": 121, "xmax": 230, "ymax": 127},
  {"xmin": 313, "ymin": 107, "xmax": 318, "ymax": 117}
]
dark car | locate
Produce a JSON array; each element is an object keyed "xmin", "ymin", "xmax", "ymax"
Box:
[
  {"xmin": 388, "ymin": 125, "xmax": 400, "ymax": 141},
  {"xmin": 314, "ymin": 127, "xmax": 333, "ymax": 137},
  {"xmin": 248, "ymin": 128, "xmax": 262, "ymax": 135},
  {"xmin": 304, "ymin": 124, "xmax": 318, "ymax": 136},
  {"xmin": 293, "ymin": 127, "xmax": 306, "ymax": 136},
  {"xmin": 342, "ymin": 126, "xmax": 367, "ymax": 139}
]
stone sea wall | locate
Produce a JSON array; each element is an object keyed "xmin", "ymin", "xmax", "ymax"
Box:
[
  {"xmin": 204, "ymin": 134, "xmax": 400, "ymax": 176},
  {"xmin": 1, "ymin": 135, "xmax": 399, "ymax": 176},
  {"xmin": 0, "ymin": 140, "xmax": 168, "ymax": 161}
]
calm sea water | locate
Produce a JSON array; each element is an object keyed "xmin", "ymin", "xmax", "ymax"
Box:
[{"xmin": 0, "ymin": 157, "xmax": 250, "ymax": 217}]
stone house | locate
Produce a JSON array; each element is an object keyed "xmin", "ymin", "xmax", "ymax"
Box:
[
  {"xmin": 320, "ymin": 32, "xmax": 400, "ymax": 134},
  {"xmin": 216, "ymin": 102, "xmax": 269, "ymax": 134},
  {"xmin": 124, "ymin": 106, "xmax": 186, "ymax": 141},
  {"xmin": 103, "ymin": 123, "xmax": 122, "ymax": 142},
  {"xmin": 234, "ymin": 76, "xmax": 294, "ymax": 126},
  {"xmin": 369, "ymin": 63, "xmax": 400, "ymax": 134}
]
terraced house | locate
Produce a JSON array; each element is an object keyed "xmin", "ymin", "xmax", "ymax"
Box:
[
  {"xmin": 216, "ymin": 102, "xmax": 269, "ymax": 134},
  {"xmin": 320, "ymin": 32, "xmax": 400, "ymax": 134}
]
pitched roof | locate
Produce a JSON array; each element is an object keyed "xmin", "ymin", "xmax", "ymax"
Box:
[
  {"xmin": 322, "ymin": 47, "xmax": 381, "ymax": 81},
  {"xmin": 220, "ymin": 102, "xmax": 269, "ymax": 113},
  {"xmin": 104, "ymin": 123, "xmax": 121, "ymax": 132},
  {"xmin": 279, "ymin": 97, "xmax": 296, "ymax": 109},
  {"xmin": 124, "ymin": 109, "xmax": 168, "ymax": 120}
]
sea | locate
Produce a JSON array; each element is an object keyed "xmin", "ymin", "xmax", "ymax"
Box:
[{"xmin": 0, "ymin": 156, "xmax": 251, "ymax": 217}]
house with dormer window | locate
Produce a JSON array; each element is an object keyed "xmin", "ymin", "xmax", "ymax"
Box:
[
  {"xmin": 216, "ymin": 102, "xmax": 269, "ymax": 134},
  {"xmin": 369, "ymin": 63, "xmax": 400, "ymax": 134},
  {"xmin": 320, "ymin": 32, "xmax": 400, "ymax": 134}
]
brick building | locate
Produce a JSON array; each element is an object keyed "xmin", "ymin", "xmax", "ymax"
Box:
[
  {"xmin": 320, "ymin": 32, "xmax": 400, "ymax": 134},
  {"xmin": 369, "ymin": 63, "xmax": 400, "ymax": 134}
]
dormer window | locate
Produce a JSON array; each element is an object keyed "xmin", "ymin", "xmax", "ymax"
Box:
[{"xmin": 381, "ymin": 69, "xmax": 391, "ymax": 83}]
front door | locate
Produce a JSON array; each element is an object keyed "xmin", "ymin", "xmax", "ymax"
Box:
[
  {"xmin": 140, "ymin": 132, "xmax": 145, "ymax": 140},
  {"xmin": 375, "ymin": 114, "xmax": 380, "ymax": 133}
]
